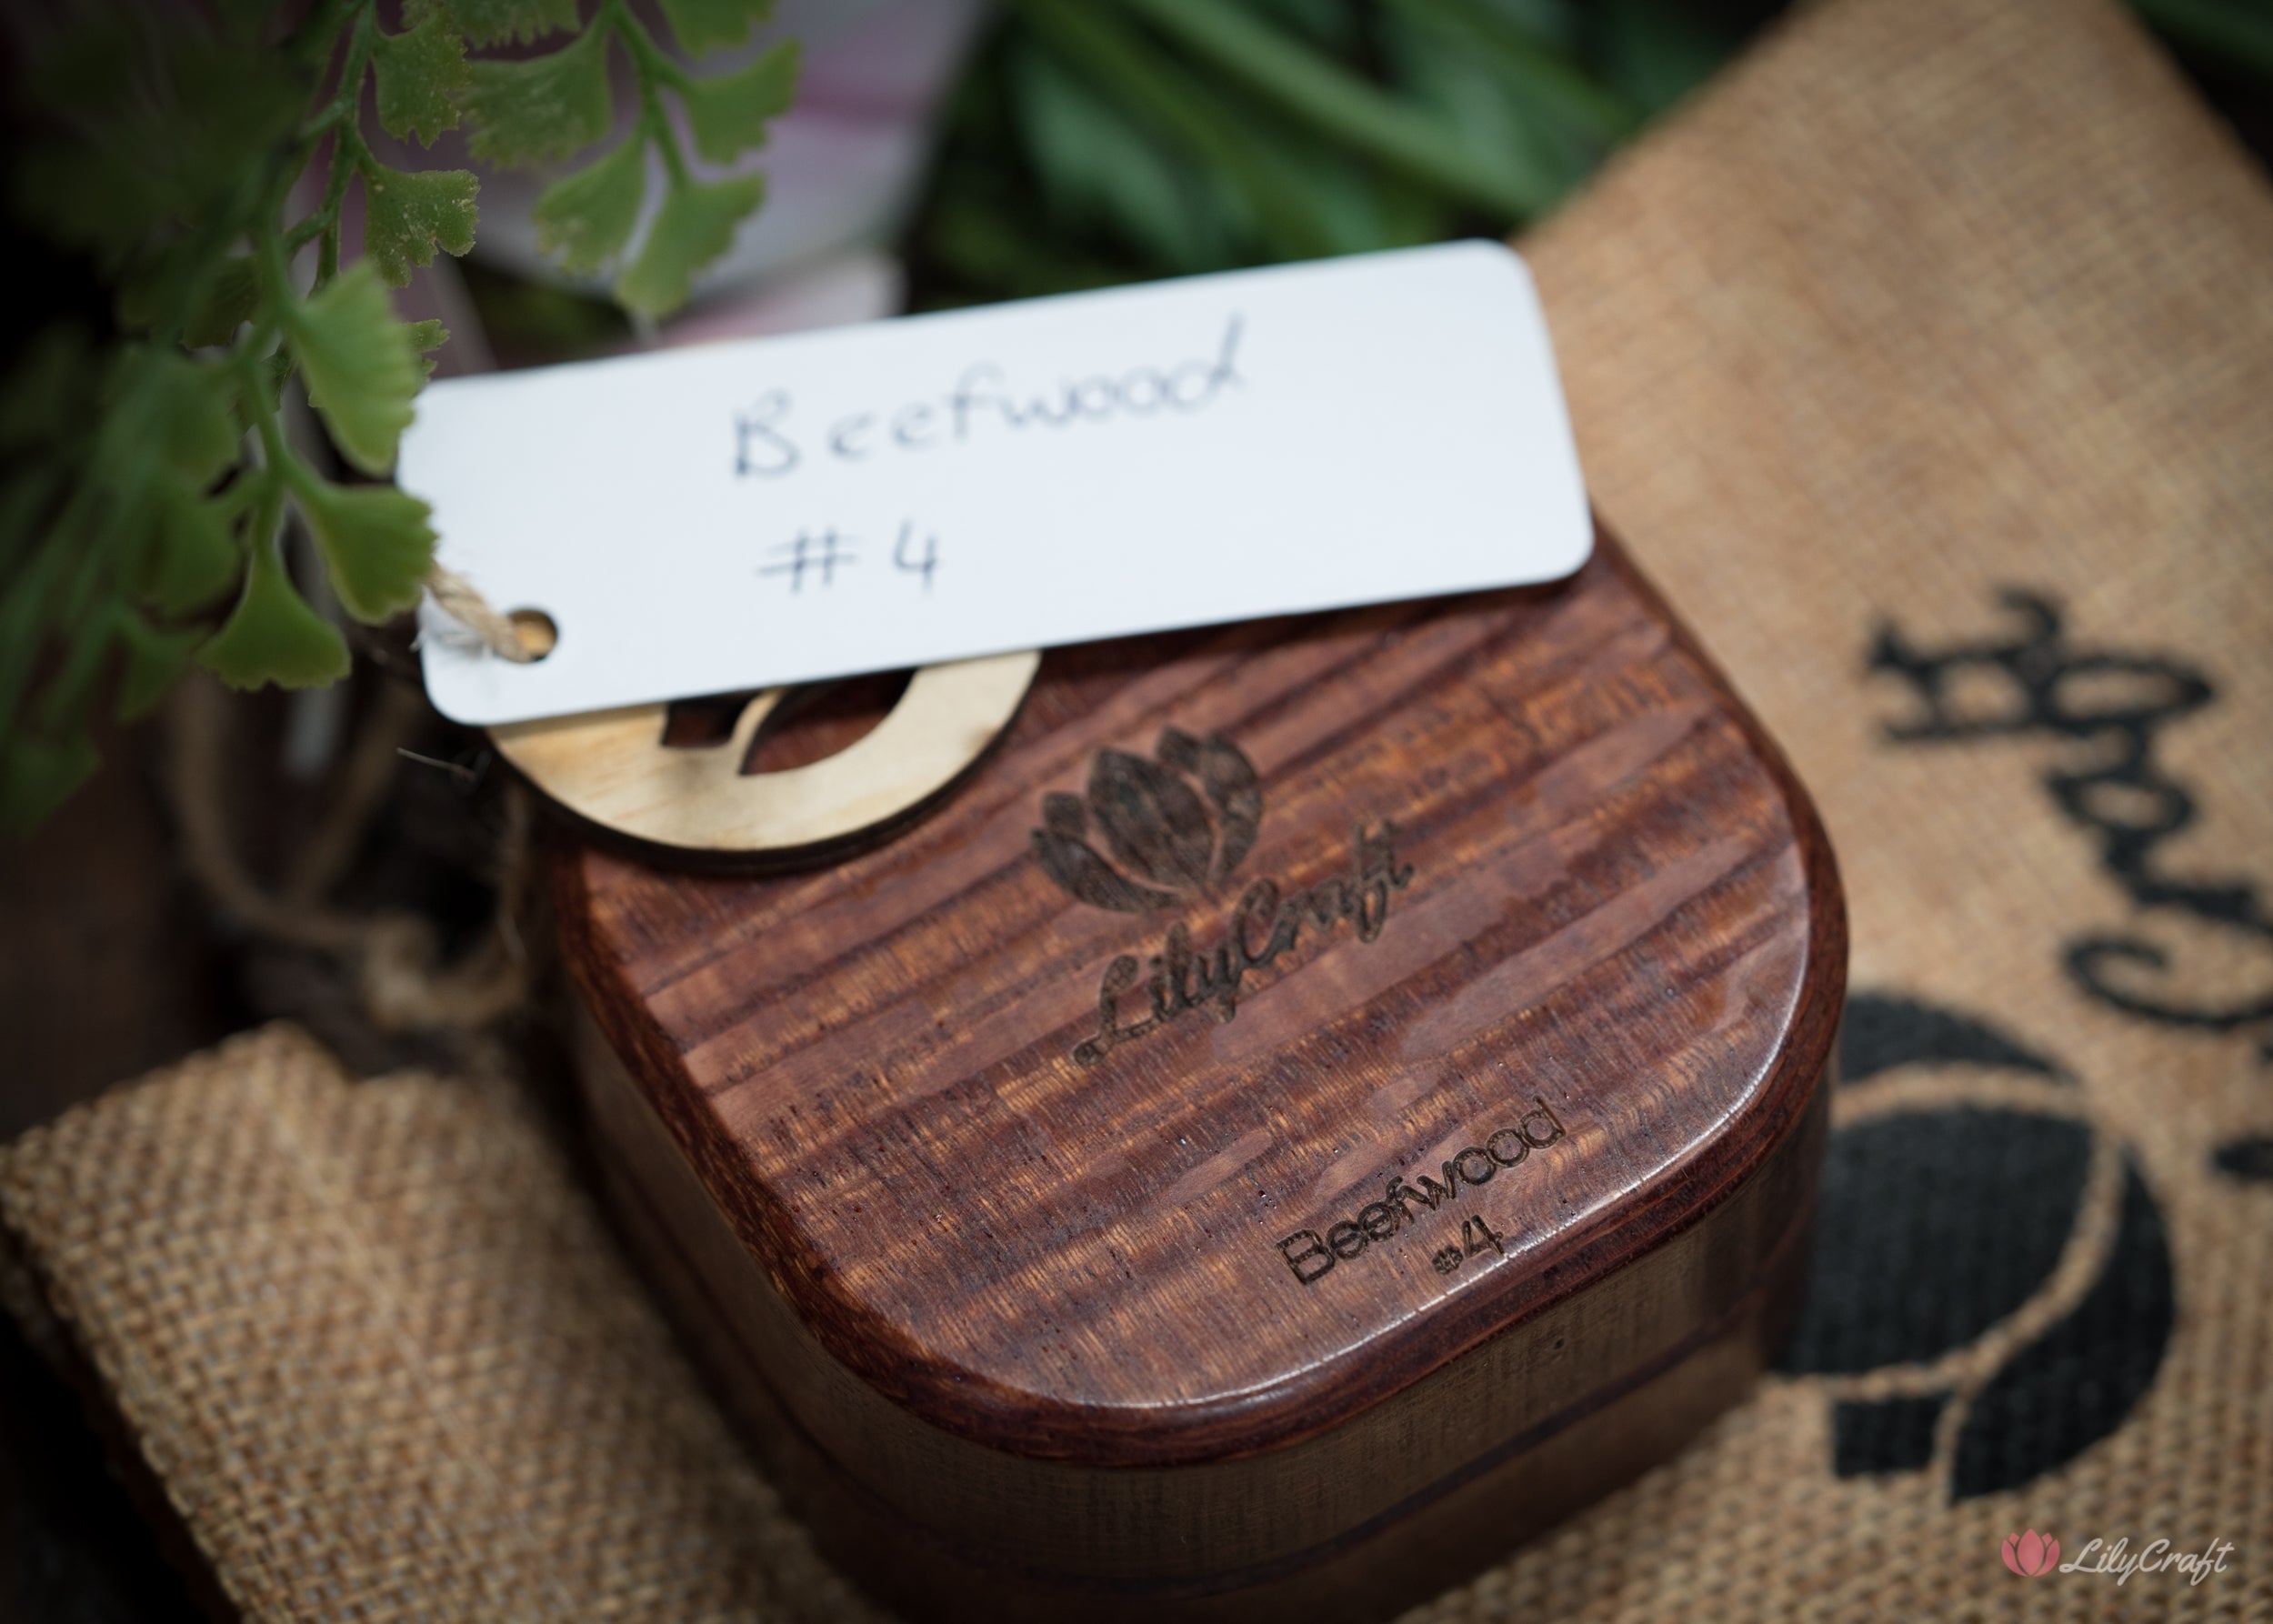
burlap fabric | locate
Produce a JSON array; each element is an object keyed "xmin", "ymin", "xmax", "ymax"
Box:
[
  {"xmin": 0, "ymin": 1029, "xmax": 884, "ymax": 1623},
  {"xmin": 5, "ymin": 0, "xmax": 2269, "ymax": 1616}
]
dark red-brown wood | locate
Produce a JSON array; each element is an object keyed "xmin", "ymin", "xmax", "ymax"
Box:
[{"xmin": 554, "ymin": 527, "xmax": 1846, "ymax": 1620}]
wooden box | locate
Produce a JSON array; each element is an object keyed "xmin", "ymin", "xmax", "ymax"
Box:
[{"xmin": 554, "ymin": 527, "xmax": 1845, "ymax": 1621}]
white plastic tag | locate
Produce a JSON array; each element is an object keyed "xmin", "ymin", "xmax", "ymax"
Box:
[{"xmin": 404, "ymin": 241, "xmax": 1591, "ymax": 726}]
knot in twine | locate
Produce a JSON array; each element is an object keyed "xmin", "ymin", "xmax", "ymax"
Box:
[{"xmin": 425, "ymin": 564, "xmax": 550, "ymax": 664}]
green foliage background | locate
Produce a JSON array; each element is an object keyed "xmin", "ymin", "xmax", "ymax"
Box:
[
  {"xmin": 907, "ymin": 0, "xmax": 2273, "ymax": 308},
  {"xmin": 914, "ymin": 0, "xmax": 1731, "ymax": 306}
]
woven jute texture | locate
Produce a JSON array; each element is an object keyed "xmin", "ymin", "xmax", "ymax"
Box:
[
  {"xmin": 0, "ymin": 1029, "xmax": 884, "ymax": 1624},
  {"xmin": 5, "ymin": 0, "xmax": 2270, "ymax": 1616}
]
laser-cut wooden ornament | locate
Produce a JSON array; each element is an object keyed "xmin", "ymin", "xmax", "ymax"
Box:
[{"xmin": 489, "ymin": 650, "xmax": 1040, "ymax": 862}]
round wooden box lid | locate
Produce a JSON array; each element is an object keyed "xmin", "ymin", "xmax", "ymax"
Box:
[{"xmin": 556, "ymin": 528, "xmax": 1845, "ymax": 1468}]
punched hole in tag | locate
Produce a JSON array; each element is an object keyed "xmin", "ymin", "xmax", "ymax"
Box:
[{"xmin": 506, "ymin": 608, "xmax": 559, "ymax": 660}]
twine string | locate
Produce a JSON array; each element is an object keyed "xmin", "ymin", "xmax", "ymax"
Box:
[
  {"xmin": 425, "ymin": 563, "xmax": 541, "ymax": 664},
  {"xmin": 165, "ymin": 676, "xmax": 533, "ymax": 1036}
]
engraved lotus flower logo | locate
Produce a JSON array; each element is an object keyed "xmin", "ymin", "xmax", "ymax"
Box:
[{"xmin": 1030, "ymin": 727, "xmax": 1262, "ymax": 913}]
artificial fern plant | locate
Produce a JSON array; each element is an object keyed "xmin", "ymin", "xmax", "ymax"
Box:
[{"xmin": 0, "ymin": 0, "xmax": 797, "ymax": 831}]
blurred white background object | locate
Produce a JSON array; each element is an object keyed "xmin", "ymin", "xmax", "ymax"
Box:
[{"xmin": 460, "ymin": 0, "xmax": 989, "ymax": 316}]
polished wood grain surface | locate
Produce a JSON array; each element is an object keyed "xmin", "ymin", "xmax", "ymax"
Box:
[
  {"xmin": 556, "ymin": 525, "xmax": 1844, "ymax": 1612},
  {"xmin": 574, "ymin": 1006, "xmax": 1823, "ymax": 1605}
]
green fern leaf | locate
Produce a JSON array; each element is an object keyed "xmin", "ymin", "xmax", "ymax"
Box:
[
  {"xmin": 452, "ymin": 0, "xmax": 581, "ymax": 47},
  {"xmin": 373, "ymin": 6, "xmax": 470, "ymax": 144},
  {"xmin": 533, "ymin": 135, "xmax": 648, "ymax": 273},
  {"xmin": 681, "ymin": 41, "xmax": 798, "ymax": 164},
  {"xmin": 658, "ymin": 0, "xmax": 775, "ymax": 55},
  {"xmin": 295, "ymin": 480, "xmax": 437, "ymax": 624},
  {"xmin": 286, "ymin": 266, "xmax": 423, "ymax": 476},
  {"xmin": 142, "ymin": 487, "xmax": 243, "ymax": 616},
  {"xmin": 362, "ymin": 163, "xmax": 479, "ymax": 286},
  {"xmin": 145, "ymin": 353, "xmax": 239, "ymax": 486},
  {"xmin": 183, "ymin": 257, "xmax": 261, "ymax": 347},
  {"xmin": 197, "ymin": 540, "xmax": 351, "ymax": 689},
  {"xmin": 464, "ymin": 26, "xmax": 614, "ymax": 166},
  {"xmin": 616, "ymin": 171, "xmax": 764, "ymax": 316}
]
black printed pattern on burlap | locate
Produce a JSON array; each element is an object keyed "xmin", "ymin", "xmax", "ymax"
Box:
[
  {"xmin": 2211, "ymin": 1137, "xmax": 2273, "ymax": 1182},
  {"xmin": 1778, "ymin": 993, "xmax": 2176, "ymax": 1499},
  {"xmin": 1831, "ymin": 1392, "xmax": 1948, "ymax": 1478},
  {"xmin": 1954, "ymin": 1162, "xmax": 2173, "ymax": 1498},
  {"xmin": 1870, "ymin": 589, "xmax": 2273, "ymax": 1049}
]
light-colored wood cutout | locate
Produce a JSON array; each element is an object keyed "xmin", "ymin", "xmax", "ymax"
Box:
[{"xmin": 490, "ymin": 651, "xmax": 1039, "ymax": 857}]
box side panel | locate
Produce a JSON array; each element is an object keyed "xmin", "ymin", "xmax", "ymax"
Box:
[{"xmin": 576, "ymin": 1004, "xmax": 1824, "ymax": 1589}]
